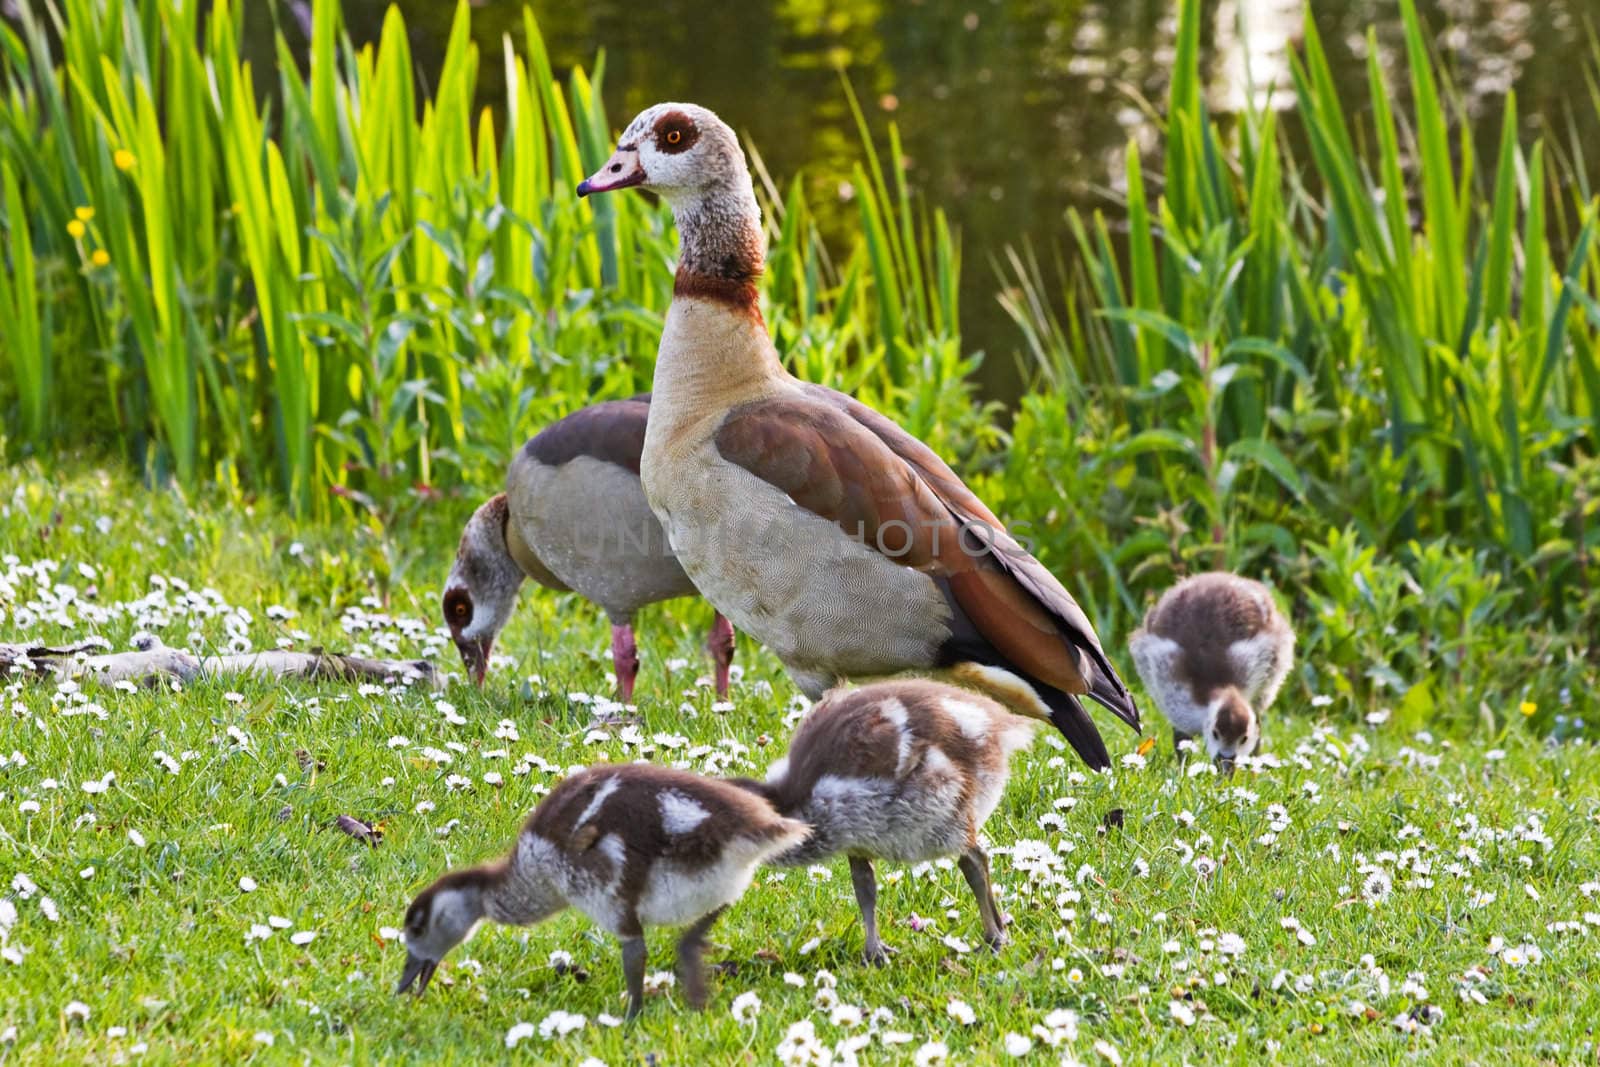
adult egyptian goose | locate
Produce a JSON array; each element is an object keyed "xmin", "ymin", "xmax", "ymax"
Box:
[
  {"xmin": 730, "ymin": 679, "xmax": 1036, "ymax": 963},
  {"xmin": 1127, "ymin": 571, "xmax": 1295, "ymax": 763},
  {"xmin": 576, "ymin": 104, "xmax": 1137, "ymax": 769},
  {"xmin": 396, "ymin": 763, "xmax": 808, "ymax": 1017},
  {"xmin": 442, "ymin": 396, "xmax": 736, "ymax": 699}
]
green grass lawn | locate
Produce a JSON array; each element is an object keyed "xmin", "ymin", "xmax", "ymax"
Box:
[{"xmin": 0, "ymin": 463, "xmax": 1595, "ymax": 1065}]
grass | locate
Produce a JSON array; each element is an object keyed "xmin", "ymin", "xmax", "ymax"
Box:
[
  {"xmin": 2, "ymin": 0, "xmax": 1599, "ymax": 1058},
  {"xmin": 0, "ymin": 463, "xmax": 1595, "ymax": 1065}
]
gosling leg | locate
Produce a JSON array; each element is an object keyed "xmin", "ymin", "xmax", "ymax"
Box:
[
  {"xmin": 850, "ymin": 856, "xmax": 895, "ymax": 965},
  {"xmin": 959, "ymin": 844, "xmax": 1007, "ymax": 950},
  {"xmin": 620, "ymin": 935, "xmax": 647, "ymax": 1020},
  {"xmin": 676, "ymin": 905, "xmax": 727, "ymax": 1010}
]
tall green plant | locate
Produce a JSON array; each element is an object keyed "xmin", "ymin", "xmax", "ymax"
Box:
[
  {"xmin": 1000, "ymin": 0, "xmax": 1599, "ymax": 620},
  {"xmin": 0, "ymin": 0, "xmax": 978, "ymax": 517}
]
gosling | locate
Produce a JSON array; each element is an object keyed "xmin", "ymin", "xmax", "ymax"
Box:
[
  {"xmin": 1128, "ymin": 571, "xmax": 1295, "ymax": 765},
  {"xmin": 731, "ymin": 679, "xmax": 1037, "ymax": 964},
  {"xmin": 397, "ymin": 763, "xmax": 808, "ymax": 1017}
]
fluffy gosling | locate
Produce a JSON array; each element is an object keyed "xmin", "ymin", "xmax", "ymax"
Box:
[
  {"xmin": 1128, "ymin": 571, "xmax": 1295, "ymax": 765},
  {"xmin": 731, "ymin": 679, "xmax": 1037, "ymax": 964},
  {"xmin": 397, "ymin": 763, "xmax": 808, "ymax": 1017}
]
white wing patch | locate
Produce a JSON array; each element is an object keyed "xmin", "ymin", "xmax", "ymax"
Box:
[
  {"xmin": 995, "ymin": 715, "xmax": 1039, "ymax": 758},
  {"xmin": 574, "ymin": 774, "xmax": 621, "ymax": 828},
  {"xmin": 875, "ymin": 698, "xmax": 914, "ymax": 776},
  {"xmin": 1128, "ymin": 631, "xmax": 1209, "ymax": 734},
  {"xmin": 559, "ymin": 832, "xmax": 628, "ymax": 935},
  {"xmin": 921, "ymin": 745, "xmax": 957, "ymax": 777},
  {"xmin": 595, "ymin": 832, "xmax": 627, "ymax": 869},
  {"xmin": 940, "ymin": 697, "xmax": 994, "ymax": 741},
  {"xmin": 1228, "ymin": 632, "xmax": 1286, "ymax": 705},
  {"xmin": 911, "ymin": 746, "xmax": 967, "ymax": 830},
  {"xmin": 658, "ymin": 790, "xmax": 712, "ymax": 835}
]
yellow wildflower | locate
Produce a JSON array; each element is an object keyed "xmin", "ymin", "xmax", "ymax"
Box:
[
  {"xmin": 1520, "ymin": 701, "xmax": 1537, "ymax": 717},
  {"xmin": 75, "ymin": 206, "xmax": 95, "ymax": 222},
  {"xmin": 67, "ymin": 219, "xmax": 86, "ymax": 239},
  {"xmin": 90, "ymin": 249, "xmax": 110, "ymax": 267},
  {"xmin": 113, "ymin": 149, "xmax": 136, "ymax": 171}
]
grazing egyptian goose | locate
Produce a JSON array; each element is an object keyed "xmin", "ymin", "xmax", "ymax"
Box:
[
  {"xmin": 442, "ymin": 396, "xmax": 737, "ymax": 699},
  {"xmin": 730, "ymin": 680, "xmax": 1036, "ymax": 963},
  {"xmin": 576, "ymin": 104, "xmax": 1137, "ymax": 769},
  {"xmin": 1127, "ymin": 572, "xmax": 1295, "ymax": 763},
  {"xmin": 396, "ymin": 763, "xmax": 808, "ymax": 1017}
]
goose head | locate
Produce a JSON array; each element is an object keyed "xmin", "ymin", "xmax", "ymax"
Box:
[
  {"xmin": 396, "ymin": 868, "xmax": 490, "ymax": 996},
  {"xmin": 442, "ymin": 495, "xmax": 524, "ymax": 685},
  {"xmin": 576, "ymin": 103, "xmax": 747, "ymax": 207},
  {"xmin": 1205, "ymin": 686, "xmax": 1258, "ymax": 768}
]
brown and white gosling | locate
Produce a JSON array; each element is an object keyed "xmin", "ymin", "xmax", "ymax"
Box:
[
  {"xmin": 1127, "ymin": 571, "xmax": 1295, "ymax": 764},
  {"xmin": 396, "ymin": 763, "xmax": 808, "ymax": 1017},
  {"xmin": 442, "ymin": 396, "xmax": 736, "ymax": 699},
  {"xmin": 729, "ymin": 680, "xmax": 1037, "ymax": 964}
]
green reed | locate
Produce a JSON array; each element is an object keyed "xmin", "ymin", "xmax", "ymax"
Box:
[
  {"xmin": 0, "ymin": 0, "xmax": 964, "ymax": 517},
  {"xmin": 997, "ymin": 0, "xmax": 1599, "ymax": 626}
]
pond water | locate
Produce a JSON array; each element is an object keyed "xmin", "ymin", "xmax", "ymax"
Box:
[{"xmin": 252, "ymin": 0, "xmax": 1598, "ymax": 400}]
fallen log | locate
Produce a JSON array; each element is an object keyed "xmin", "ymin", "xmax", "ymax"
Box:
[{"xmin": 0, "ymin": 639, "xmax": 439, "ymax": 690}]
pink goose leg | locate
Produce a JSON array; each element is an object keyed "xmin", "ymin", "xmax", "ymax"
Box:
[
  {"xmin": 705, "ymin": 612, "xmax": 736, "ymax": 697},
  {"xmin": 611, "ymin": 623, "xmax": 640, "ymax": 702}
]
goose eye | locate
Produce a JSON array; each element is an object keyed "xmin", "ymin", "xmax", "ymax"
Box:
[
  {"xmin": 453, "ymin": 601, "xmax": 469, "ymax": 620},
  {"xmin": 666, "ymin": 129, "xmax": 682, "ymax": 146}
]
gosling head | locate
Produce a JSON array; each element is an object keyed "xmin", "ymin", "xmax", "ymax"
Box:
[
  {"xmin": 576, "ymin": 103, "xmax": 746, "ymax": 206},
  {"xmin": 396, "ymin": 869, "xmax": 489, "ymax": 996},
  {"xmin": 442, "ymin": 495, "xmax": 524, "ymax": 686},
  {"xmin": 1205, "ymin": 686, "xmax": 1259, "ymax": 769}
]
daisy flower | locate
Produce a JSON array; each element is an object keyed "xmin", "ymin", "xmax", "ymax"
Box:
[
  {"xmin": 730, "ymin": 990, "xmax": 762, "ymax": 1024},
  {"xmin": 1362, "ymin": 871, "xmax": 1393, "ymax": 903}
]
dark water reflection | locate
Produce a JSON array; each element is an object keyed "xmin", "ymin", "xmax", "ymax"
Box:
[{"xmin": 249, "ymin": 0, "xmax": 1598, "ymax": 400}]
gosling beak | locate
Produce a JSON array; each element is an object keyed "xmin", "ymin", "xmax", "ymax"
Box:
[
  {"xmin": 577, "ymin": 149, "xmax": 645, "ymax": 197},
  {"xmin": 396, "ymin": 953, "xmax": 439, "ymax": 996},
  {"xmin": 454, "ymin": 636, "xmax": 491, "ymax": 687},
  {"xmin": 1216, "ymin": 756, "xmax": 1237, "ymax": 778}
]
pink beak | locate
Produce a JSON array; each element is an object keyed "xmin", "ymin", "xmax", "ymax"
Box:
[{"xmin": 577, "ymin": 148, "xmax": 645, "ymax": 197}]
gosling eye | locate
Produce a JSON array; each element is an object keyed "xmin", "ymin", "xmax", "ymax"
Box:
[{"xmin": 666, "ymin": 129, "xmax": 682, "ymax": 145}]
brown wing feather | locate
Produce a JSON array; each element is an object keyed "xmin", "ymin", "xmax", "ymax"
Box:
[
  {"xmin": 805, "ymin": 386, "xmax": 1136, "ymax": 726},
  {"xmin": 523, "ymin": 396, "xmax": 651, "ymax": 475},
  {"xmin": 714, "ymin": 387, "xmax": 1138, "ymax": 735}
]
